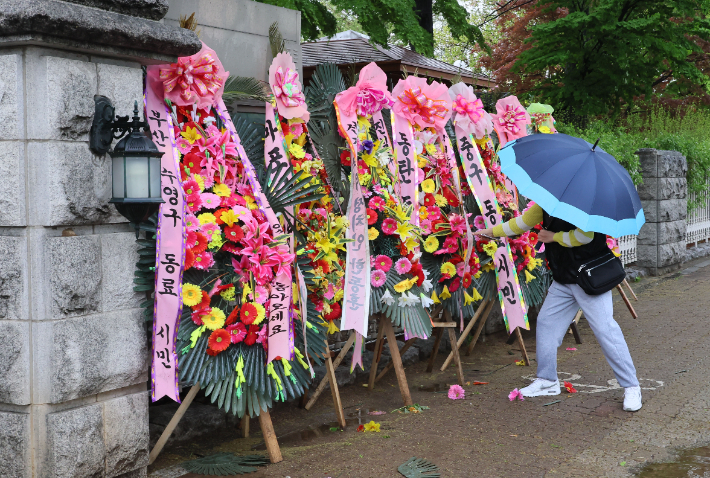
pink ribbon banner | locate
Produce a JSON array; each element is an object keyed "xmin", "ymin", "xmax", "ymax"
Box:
[
  {"xmin": 455, "ymin": 124, "xmax": 529, "ymax": 333},
  {"xmin": 146, "ymin": 65, "xmax": 184, "ymax": 403},
  {"xmin": 334, "ymin": 103, "xmax": 370, "ymax": 370},
  {"xmin": 393, "ymin": 113, "xmax": 418, "ymax": 224},
  {"xmin": 215, "ymin": 100, "xmax": 293, "ymax": 363}
]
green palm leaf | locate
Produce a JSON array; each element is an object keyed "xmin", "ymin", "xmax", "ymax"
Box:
[
  {"xmin": 398, "ymin": 457, "xmax": 441, "ymax": 478},
  {"xmin": 183, "ymin": 452, "xmax": 268, "ymax": 475},
  {"xmin": 222, "ymin": 76, "xmax": 270, "ymax": 104}
]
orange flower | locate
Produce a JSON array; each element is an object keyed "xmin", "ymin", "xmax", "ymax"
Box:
[{"xmin": 208, "ymin": 329, "xmax": 231, "ymax": 354}]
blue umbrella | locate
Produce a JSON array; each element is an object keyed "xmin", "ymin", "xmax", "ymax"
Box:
[{"xmin": 498, "ymin": 133, "xmax": 644, "ymax": 237}]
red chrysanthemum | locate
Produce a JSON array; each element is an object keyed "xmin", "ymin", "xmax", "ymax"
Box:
[
  {"xmin": 191, "ymin": 309, "xmax": 205, "ymax": 325},
  {"xmin": 227, "ymin": 322, "xmax": 247, "ymax": 344},
  {"xmin": 226, "ymin": 305, "xmax": 240, "ymax": 325},
  {"xmin": 449, "ymin": 276, "xmax": 461, "ymax": 293},
  {"xmin": 366, "ymin": 208, "xmax": 378, "ymax": 226},
  {"xmin": 225, "ymin": 224, "xmax": 244, "ymax": 243},
  {"xmin": 316, "ymin": 258, "xmax": 330, "ymax": 274},
  {"xmin": 221, "ymin": 242, "xmax": 239, "ymax": 254},
  {"xmin": 190, "ymin": 232, "xmax": 208, "ymax": 253},
  {"xmin": 240, "ymin": 303, "xmax": 258, "ymax": 325},
  {"xmin": 208, "ymin": 329, "xmax": 231, "ymax": 353},
  {"xmin": 191, "ymin": 291, "xmax": 210, "ymax": 311},
  {"xmin": 340, "ymin": 150, "xmax": 352, "ymax": 166},
  {"xmin": 528, "ymin": 231, "xmax": 539, "ymax": 246},
  {"xmin": 244, "ymin": 324, "xmax": 259, "ymax": 346},
  {"xmin": 193, "ymin": 251, "xmax": 214, "ymax": 270},
  {"xmin": 443, "ymin": 187, "xmax": 460, "ymax": 207},
  {"xmin": 424, "ymin": 193, "xmax": 436, "ymax": 207},
  {"xmin": 462, "ymin": 272, "xmax": 472, "ymax": 289},
  {"xmin": 324, "ymin": 303, "xmax": 342, "ymax": 321}
]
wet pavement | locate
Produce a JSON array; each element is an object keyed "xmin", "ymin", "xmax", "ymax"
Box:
[{"xmin": 149, "ymin": 256, "xmax": 710, "ymax": 478}]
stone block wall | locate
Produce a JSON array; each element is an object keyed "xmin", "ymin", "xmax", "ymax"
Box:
[
  {"xmin": 636, "ymin": 149, "xmax": 688, "ymax": 275},
  {"xmin": 0, "ymin": 47, "xmax": 149, "ymax": 478}
]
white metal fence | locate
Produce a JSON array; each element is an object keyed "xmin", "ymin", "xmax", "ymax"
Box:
[
  {"xmin": 685, "ymin": 188, "xmax": 710, "ymax": 246},
  {"xmin": 618, "ymin": 235, "xmax": 637, "ymax": 266}
]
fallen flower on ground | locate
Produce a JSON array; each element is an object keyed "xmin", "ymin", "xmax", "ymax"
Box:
[
  {"xmin": 515, "ymin": 359, "xmax": 526, "ymax": 366},
  {"xmin": 564, "ymin": 381, "xmax": 577, "ymax": 393},
  {"xmin": 368, "ymin": 410, "xmax": 386, "ymax": 416},
  {"xmin": 448, "ymin": 384, "xmax": 465, "ymax": 400},
  {"xmin": 363, "ymin": 421, "xmax": 380, "ymax": 432},
  {"xmin": 508, "ymin": 388, "xmax": 524, "ymax": 401},
  {"xmin": 566, "ymin": 347, "xmax": 577, "ymax": 351}
]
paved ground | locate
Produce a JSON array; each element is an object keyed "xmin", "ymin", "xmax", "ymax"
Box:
[{"xmin": 149, "ymin": 258, "xmax": 710, "ymax": 478}]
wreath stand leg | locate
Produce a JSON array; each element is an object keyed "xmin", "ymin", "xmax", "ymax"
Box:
[
  {"xmin": 304, "ymin": 333, "xmax": 356, "ymax": 413},
  {"xmin": 148, "ymin": 383, "xmax": 201, "ymax": 465},
  {"xmin": 441, "ymin": 299, "xmax": 493, "ymax": 370},
  {"xmin": 381, "ymin": 316, "xmax": 414, "ymax": 406},
  {"xmin": 616, "ymin": 284, "xmax": 638, "ymax": 319},
  {"xmin": 241, "ymin": 414, "xmax": 250, "ymax": 438},
  {"xmin": 367, "ymin": 316, "xmax": 387, "ymax": 390},
  {"xmin": 514, "ymin": 328, "xmax": 530, "ymax": 366},
  {"xmin": 374, "ymin": 337, "xmax": 417, "ymax": 384},
  {"xmin": 323, "ymin": 339, "xmax": 347, "ymax": 428},
  {"xmin": 438, "ymin": 310, "xmax": 465, "ymax": 385},
  {"xmin": 568, "ymin": 309, "xmax": 584, "ymax": 345},
  {"xmin": 623, "ymin": 279, "xmax": 638, "ymax": 301},
  {"xmin": 258, "ymin": 407, "xmax": 283, "ymax": 463}
]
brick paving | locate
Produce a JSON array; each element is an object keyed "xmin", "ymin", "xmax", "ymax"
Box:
[{"xmin": 150, "ymin": 258, "xmax": 710, "ymax": 478}]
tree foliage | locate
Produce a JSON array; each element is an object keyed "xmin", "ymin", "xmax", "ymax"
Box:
[
  {"xmin": 254, "ymin": 0, "xmax": 487, "ymax": 57},
  {"xmin": 513, "ymin": 0, "xmax": 710, "ymax": 116}
]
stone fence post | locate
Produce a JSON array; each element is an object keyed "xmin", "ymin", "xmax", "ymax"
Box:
[
  {"xmin": 0, "ymin": 1, "xmax": 200, "ymax": 477},
  {"xmin": 636, "ymin": 149, "xmax": 688, "ymax": 275}
]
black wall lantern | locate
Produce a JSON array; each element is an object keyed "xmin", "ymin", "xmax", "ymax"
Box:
[{"xmin": 90, "ymin": 96, "xmax": 164, "ymax": 230}]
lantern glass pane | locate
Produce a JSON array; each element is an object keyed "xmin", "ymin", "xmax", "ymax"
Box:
[
  {"xmin": 149, "ymin": 156, "xmax": 161, "ymax": 198},
  {"xmin": 112, "ymin": 156, "xmax": 125, "ymax": 199},
  {"xmin": 125, "ymin": 156, "xmax": 150, "ymax": 198}
]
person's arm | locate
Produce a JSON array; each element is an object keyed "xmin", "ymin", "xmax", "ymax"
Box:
[{"xmin": 475, "ymin": 203, "xmax": 594, "ymax": 247}]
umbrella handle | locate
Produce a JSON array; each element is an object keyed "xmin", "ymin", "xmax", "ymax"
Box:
[{"xmin": 591, "ymin": 137, "xmax": 600, "ymax": 151}]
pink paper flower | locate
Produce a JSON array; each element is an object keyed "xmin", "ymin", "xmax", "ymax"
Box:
[
  {"xmin": 448, "ymin": 213, "xmax": 466, "ymax": 235},
  {"xmin": 448, "ymin": 384, "xmax": 465, "ymax": 400},
  {"xmin": 155, "ymin": 43, "xmax": 229, "ymax": 110},
  {"xmin": 227, "ymin": 322, "xmax": 247, "ymax": 344},
  {"xmin": 394, "ymin": 258, "xmax": 412, "ymax": 275},
  {"xmin": 334, "ymin": 62, "xmax": 394, "ymax": 117},
  {"xmin": 393, "ymin": 76, "xmax": 452, "ymax": 133},
  {"xmin": 269, "ymin": 52, "xmax": 309, "ymax": 121},
  {"xmin": 193, "ymin": 251, "xmax": 215, "ymax": 270},
  {"xmin": 473, "ymin": 215, "xmax": 486, "ymax": 230},
  {"xmin": 176, "ymin": 137, "xmax": 193, "ymax": 154},
  {"xmin": 491, "ymin": 96, "xmax": 531, "ymax": 147},
  {"xmin": 371, "ymin": 269, "xmax": 387, "ymax": 287},
  {"xmin": 508, "ymin": 388, "xmax": 524, "ymax": 401},
  {"xmin": 185, "ymin": 214, "xmax": 200, "ymax": 233},
  {"xmin": 369, "ymin": 196, "xmax": 386, "ymax": 211},
  {"xmin": 448, "ymin": 83, "xmax": 493, "ymax": 139},
  {"xmin": 200, "ymin": 193, "xmax": 221, "ymax": 209}
]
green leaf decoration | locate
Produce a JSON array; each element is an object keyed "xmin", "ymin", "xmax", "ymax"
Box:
[
  {"xmin": 268, "ymin": 21, "xmax": 286, "ymax": 58},
  {"xmin": 397, "ymin": 457, "xmax": 441, "ymax": 478},
  {"xmin": 182, "ymin": 452, "xmax": 268, "ymax": 475},
  {"xmin": 222, "ymin": 76, "xmax": 270, "ymax": 104}
]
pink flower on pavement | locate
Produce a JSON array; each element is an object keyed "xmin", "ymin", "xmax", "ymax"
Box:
[
  {"xmin": 371, "ymin": 269, "xmax": 387, "ymax": 287},
  {"xmin": 448, "ymin": 384, "xmax": 465, "ymax": 400},
  {"xmin": 508, "ymin": 388, "xmax": 524, "ymax": 401}
]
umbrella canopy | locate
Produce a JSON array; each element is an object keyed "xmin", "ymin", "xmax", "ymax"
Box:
[{"xmin": 498, "ymin": 133, "xmax": 644, "ymax": 237}]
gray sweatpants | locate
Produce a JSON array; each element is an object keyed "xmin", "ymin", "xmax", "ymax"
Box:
[{"xmin": 536, "ymin": 281, "xmax": 639, "ymax": 388}]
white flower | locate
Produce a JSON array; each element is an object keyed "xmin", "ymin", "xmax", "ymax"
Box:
[
  {"xmin": 411, "ymin": 251, "xmax": 422, "ymax": 262},
  {"xmin": 376, "ymin": 148, "xmax": 392, "ymax": 167},
  {"xmin": 420, "ymin": 293, "xmax": 434, "ymax": 308},
  {"xmin": 381, "ymin": 289, "xmax": 395, "ymax": 306},
  {"xmin": 398, "ymin": 291, "xmax": 419, "ymax": 307},
  {"xmin": 421, "ymin": 279, "xmax": 433, "ymax": 292}
]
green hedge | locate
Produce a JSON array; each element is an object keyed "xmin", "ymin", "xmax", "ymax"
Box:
[{"xmin": 556, "ymin": 108, "xmax": 710, "ymax": 210}]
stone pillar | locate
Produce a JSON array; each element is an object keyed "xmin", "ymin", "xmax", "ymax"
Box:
[
  {"xmin": 636, "ymin": 149, "xmax": 688, "ymax": 276},
  {"xmin": 0, "ymin": 2, "xmax": 200, "ymax": 477}
]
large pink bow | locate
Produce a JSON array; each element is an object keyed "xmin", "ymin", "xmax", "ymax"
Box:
[
  {"xmin": 160, "ymin": 52, "xmax": 225, "ymax": 106},
  {"xmin": 498, "ymin": 104, "xmax": 528, "ymax": 134},
  {"xmin": 272, "ymin": 66, "xmax": 305, "ymax": 108},
  {"xmin": 453, "ymin": 95, "xmax": 485, "ymax": 124},
  {"xmin": 398, "ymin": 87, "xmax": 448, "ymax": 125}
]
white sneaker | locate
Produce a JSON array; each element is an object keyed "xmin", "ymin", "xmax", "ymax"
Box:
[
  {"xmin": 623, "ymin": 386, "xmax": 642, "ymax": 411},
  {"xmin": 520, "ymin": 378, "xmax": 561, "ymax": 397}
]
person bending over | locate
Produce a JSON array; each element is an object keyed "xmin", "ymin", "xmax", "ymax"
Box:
[{"xmin": 476, "ymin": 203, "xmax": 642, "ymax": 411}]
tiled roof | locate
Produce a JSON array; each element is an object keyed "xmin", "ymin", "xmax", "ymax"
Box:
[{"xmin": 302, "ymin": 37, "xmax": 490, "ymax": 82}]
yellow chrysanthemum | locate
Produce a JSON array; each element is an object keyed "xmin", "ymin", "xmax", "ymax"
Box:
[
  {"xmin": 482, "ymin": 242, "xmax": 498, "ymax": 257},
  {"xmin": 334, "ymin": 288, "xmax": 344, "ymax": 301},
  {"xmin": 202, "ymin": 307, "xmax": 226, "ymax": 331},
  {"xmin": 368, "ymin": 227, "xmax": 379, "ymax": 240},
  {"xmin": 425, "ymin": 143, "xmax": 437, "ymax": 155},
  {"xmin": 208, "ymin": 234, "xmax": 225, "ymax": 250},
  {"xmin": 182, "ymin": 283, "xmax": 202, "ymax": 307},
  {"xmin": 394, "ymin": 279, "xmax": 413, "ymax": 293},
  {"xmin": 198, "ymin": 212, "xmax": 217, "ymax": 225},
  {"xmin": 359, "ymin": 173, "xmax": 372, "ymax": 185},
  {"xmin": 482, "ymin": 262, "xmax": 495, "ymax": 272},
  {"xmin": 421, "ymin": 179, "xmax": 436, "ymax": 193},
  {"xmin": 424, "ymin": 236, "xmax": 439, "ymax": 253},
  {"xmin": 244, "ymin": 195, "xmax": 258, "ymax": 210},
  {"xmin": 220, "ymin": 286, "xmax": 236, "ymax": 301},
  {"xmin": 435, "ymin": 194, "xmax": 448, "ymax": 207},
  {"xmin": 213, "ymin": 183, "xmax": 230, "ymax": 197},
  {"xmin": 441, "ymin": 262, "xmax": 456, "ymax": 277},
  {"xmin": 252, "ymin": 303, "xmax": 266, "ymax": 325},
  {"xmin": 419, "ymin": 206, "xmax": 428, "ymax": 220},
  {"xmin": 417, "ymin": 155, "xmax": 427, "ymax": 168},
  {"xmin": 289, "ymin": 143, "xmax": 306, "ymax": 159}
]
